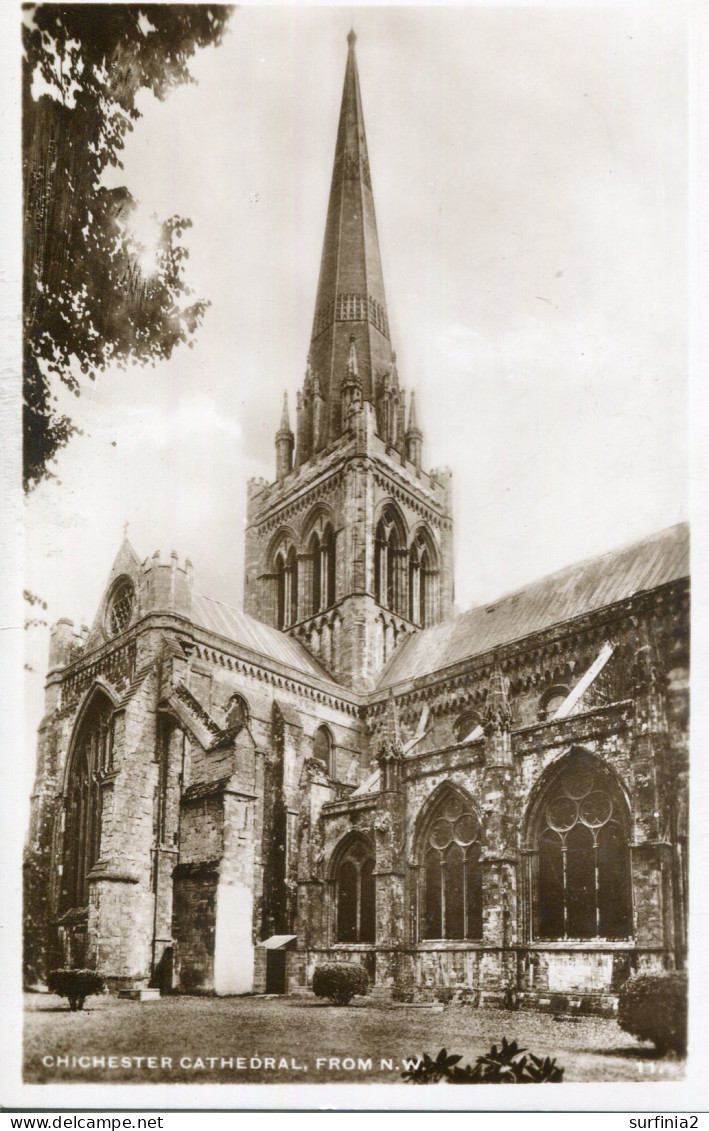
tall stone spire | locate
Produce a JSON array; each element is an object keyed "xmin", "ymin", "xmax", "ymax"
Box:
[{"xmin": 309, "ymin": 30, "xmax": 392, "ymax": 447}]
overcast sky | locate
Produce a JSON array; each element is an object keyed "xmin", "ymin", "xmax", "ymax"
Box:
[{"xmin": 23, "ymin": 4, "xmax": 689, "ymax": 751}]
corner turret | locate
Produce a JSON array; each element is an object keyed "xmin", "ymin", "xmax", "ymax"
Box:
[{"xmin": 275, "ymin": 392, "xmax": 294, "ymax": 482}]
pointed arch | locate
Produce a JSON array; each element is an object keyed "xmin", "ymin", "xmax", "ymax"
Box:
[
  {"xmin": 60, "ymin": 686, "xmax": 116, "ymax": 913},
  {"xmin": 105, "ymin": 575, "xmax": 136, "ymax": 638},
  {"xmin": 301, "ymin": 505, "xmax": 337, "ymax": 615},
  {"xmin": 313, "ymin": 723, "xmax": 335, "ymax": 775},
  {"xmin": 374, "ymin": 502, "xmax": 408, "ymax": 616},
  {"xmin": 413, "ymin": 781, "xmax": 482, "ymax": 941},
  {"xmin": 523, "ymin": 748, "xmax": 632, "ymax": 941},
  {"xmin": 407, "ymin": 525, "xmax": 439, "ymax": 626},
  {"xmin": 300, "ymin": 502, "xmax": 336, "ymax": 543},
  {"xmin": 225, "ymin": 693, "xmax": 250, "ymax": 730},
  {"xmin": 329, "ymin": 831, "xmax": 376, "ymax": 944},
  {"xmin": 269, "ymin": 526, "xmax": 300, "ymax": 630}
]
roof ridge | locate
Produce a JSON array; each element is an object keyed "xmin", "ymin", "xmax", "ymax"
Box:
[{"xmin": 462, "ymin": 521, "xmax": 689, "ymax": 617}]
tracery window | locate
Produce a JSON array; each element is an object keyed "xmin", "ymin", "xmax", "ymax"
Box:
[
  {"xmin": 535, "ymin": 753, "xmax": 631, "ymax": 940},
  {"xmin": 60, "ymin": 692, "xmax": 114, "ymax": 912},
  {"xmin": 107, "ymin": 579, "xmax": 134, "ymax": 637},
  {"xmin": 420, "ymin": 789, "xmax": 482, "ymax": 941},
  {"xmin": 335, "ymin": 837, "xmax": 376, "ymax": 943}
]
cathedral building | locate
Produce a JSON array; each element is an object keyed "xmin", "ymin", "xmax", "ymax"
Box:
[{"xmin": 24, "ymin": 32, "xmax": 689, "ymax": 1011}]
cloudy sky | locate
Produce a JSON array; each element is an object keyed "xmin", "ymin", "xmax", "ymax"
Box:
[{"xmin": 23, "ymin": 4, "xmax": 689, "ymax": 753}]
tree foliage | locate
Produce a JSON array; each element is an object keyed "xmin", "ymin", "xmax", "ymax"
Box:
[
  {"xmin": 402, "ymin": 1040, "xmax": 564, "ymax": 1084},
  {"xmin": 23, "ymin": 4, "xmax": 233, "ymax": 489}
]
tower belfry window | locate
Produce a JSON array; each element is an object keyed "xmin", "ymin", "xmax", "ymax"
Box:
[
  {"xmin": 375, "ymin": 508, "xmax": 404, "ymax": 616},
  {"xmin": 408, "ymin": 529, "xmax": 438, "ymax": 626},
  {"xmin": 275, "ymin": 547, "xmax": 299, "ymax": 630}
]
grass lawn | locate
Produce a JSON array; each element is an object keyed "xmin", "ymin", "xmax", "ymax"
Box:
[{"xmin": 24, "ymin": 993, "xmax": 684, "ymax": 1086}]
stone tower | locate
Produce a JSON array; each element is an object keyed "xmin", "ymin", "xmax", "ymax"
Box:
[{"xmin": 244, "ymin": 32, "xmax": 454, "ymax": 691}]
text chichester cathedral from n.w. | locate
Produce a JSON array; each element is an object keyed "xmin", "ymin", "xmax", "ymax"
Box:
[{"xmin": 25, "ymin": 31, "xmax": 689, "ymax": 1008}]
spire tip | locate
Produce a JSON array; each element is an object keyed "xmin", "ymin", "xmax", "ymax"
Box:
[{"xmin": 347, "ymin": 28, "xmax": 357, "ymax": 48}]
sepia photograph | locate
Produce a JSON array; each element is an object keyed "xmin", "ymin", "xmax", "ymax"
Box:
[{"xmin": 7, "ymin": 0, "xmax": 703, "ymax": 1112}]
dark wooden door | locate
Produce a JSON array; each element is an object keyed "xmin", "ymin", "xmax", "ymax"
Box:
[{"xmin": 266, "ymin": 950, "xmax": 287, "ymax": 994}]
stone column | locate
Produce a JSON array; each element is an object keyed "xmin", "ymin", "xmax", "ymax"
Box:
[
  {"xmin": 629, "ymin": 618, "xmax": 675, "ymax": 963},
  {"xmin": 479, "ymin": 661, "xmax": 517, "ymax": 995},
  {"xmin": 372, "ymin": 694, "xmax": 407, "ymax": 992}
]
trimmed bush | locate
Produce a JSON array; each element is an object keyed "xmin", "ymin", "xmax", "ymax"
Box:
[
  {"xmin": 392, "ymin": 984, "xmax": 416, "ymax": 1003},
  {"xmin": 617, "ymin": 971, "xmax": 687, "ymax": 1056},
  {"xmin": 312, "ymin": 963, "xmax": 369, "ymax": 1005},
  {"xmin": 47, "ymin": 968, "xmax": 106, "ymax": 1011}
]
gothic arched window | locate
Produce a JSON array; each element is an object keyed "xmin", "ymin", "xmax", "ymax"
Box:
[
  {"xmin": 313, "ymin": 724, "xmax": 334, "ymax": 775},
  {"xmin": 418, "ymin": 788, "xmax": 482, "ymax": 941},
  {"xmin": 308, "ymin": 525, "xmax": 336, "ymax": 615},
  {"xmin": 107, "ymin": 577, "xmax": 134, "ymax": 637},
  {"xmin": 534, "ymin": 752, "xmax": 632, "ymax": 940},
  {"xmin": 226, "ymin": 694, "xmax": 249, "ymax": 730},
  {"xmin": 375, "ymin": 507, "xmax": 404, "ymax": 616},
  {"xmin": 334, "ymin": 837, "xmax": 376, "ymax": 943},
  {"xmin": 60, "ymin": 692, "xmax": 114, "ymax": 912},
  {"xmin": 275, "ymin": 546, "xmax": 298, "ymax": 629},
  {"xmin": 408, "ymin": 529, "xmax": 439, "ymax": 627}
]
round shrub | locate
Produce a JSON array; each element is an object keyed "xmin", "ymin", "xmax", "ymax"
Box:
[
  {"xmin": 47, "ymin": 968, "xmax": 106, "ymax": 1011},
  {"xmin": 617, "ymin": 971, "xmax": 687, "ymax": 1055},
  {"xmin": 312, "ymin": 962, "xmax": 369, "ymax": 1005}
]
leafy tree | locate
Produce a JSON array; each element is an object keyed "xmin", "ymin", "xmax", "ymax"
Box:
[{"xmin": 23, "ymin": 4, "xmax": 233, "ymax": 490}]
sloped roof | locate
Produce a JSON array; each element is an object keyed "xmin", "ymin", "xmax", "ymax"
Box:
[
  {"xmin": 378, "ymin": 523, "xmax": 689, "ymax": 690},
  {"xmin": 191, "ymin": 593, "xmax": 338, "ymax": 685}
]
